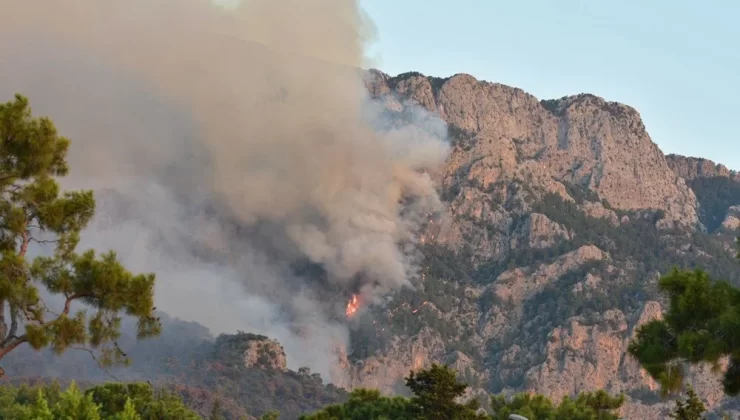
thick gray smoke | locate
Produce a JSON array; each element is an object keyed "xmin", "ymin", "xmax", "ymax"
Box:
[{"xmin": 0, "ymin": 0, "xmax": 449, "ymax": 380}]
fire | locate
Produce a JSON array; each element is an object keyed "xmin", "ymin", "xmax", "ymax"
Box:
[
  {"xmin": 345, "ymin": 294, "xmax": 360, "ymax": 318},
  {"xmin": 412, "ymin": 301, "xmax": 429, "ymax": 314}
]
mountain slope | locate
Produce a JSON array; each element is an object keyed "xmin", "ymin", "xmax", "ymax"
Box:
[
  {"xmin": 3, "ymin": 70, "xmax": 739, "ymax": 419},
  {"xmin": 338, "ymin": 70, "xmax": 740, "ymax": 419},
  {"xmin": 666, "ymin": 154, "xmax": 740, "ymax": 233},
  {"xmin": 1, "ymin": 314, "xmax": 348, "ymax": 419}
]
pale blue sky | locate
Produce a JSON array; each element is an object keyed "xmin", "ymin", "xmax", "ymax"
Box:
[{"xmin": 360, "ymin": 0, "xmax": 739, "ymax": 170}]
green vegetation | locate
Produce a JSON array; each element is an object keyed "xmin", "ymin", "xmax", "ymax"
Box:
[
  {"xmin": 540, "ymin": 97, "xmax": 567, "ymax": 116},
  {"xmin": 687, "ymin": 176, "xmax": 740, "ymax": 232},
  {"xmin": 2, "ymin": 91, "xmax": 739, "ymax": 418},
  {"xmin": 628, "ymin": 267, "xmax": 740, "ymax": 396},
  {"xmin": 3, "ymin": 316, "xmax": 349, "ymax": 419},
  {"xmin": 490, "ymin": 390, "xmax": 624, "ymax": 420},
  {"xmin": 404, "ymin": 363, "xmax": 485, "ymax": 419},
  {"xmin": 300, "ymin": 389, "xmax": 415, "ymax": 420},
  {"xmin": 0, "ymin": 381, "xmax": 199, "ymax": 419},
  {"xmin": 530, "ymin": 193, "xmax": 667, "ymax": 272},
  {"xmin": 499, "ymin": 189, "xmax": 739, "ymax": 332},
  {"xmin": 300, "ymin": 363, "xmax": 486, "ymax": 419},
  {"xmin": 404, "ymin": 179, "xmax": 739, "ymax": 395},
  {"xmin": 86, "ymin": 383, "xmax": 200, "ymax": 419},
  {"xmin": 384, "ymin": 71, "xmax": 450, "ymax": 92},
  {"xmin": 0, "ymin": 94, "xmax": 160, "ymax": 377},
  {"xmin": 668, "ymin": 386, "xmax": 707, "ymax": 420},
  {"xmin": 301, "ymin": 364, "xmax": 624, "ymax": 420},
  {"xmin": 353, "ymin": 177, "xmax": 740, "ymax": 391},
  {"xmin": 476, "ymin": 187, "xmax": 738, "ymax": 286}
]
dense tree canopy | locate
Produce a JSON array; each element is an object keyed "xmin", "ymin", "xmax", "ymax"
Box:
[
  {"xmin": 300, "ymin": 364, "xmax": 624, "ymax": 420},
  {"xmin": 490, "ymin": 390, "xmax": 624, "ymax": 420},
  {"xmin": 0, "ymin": 94, "xmax": 160, "ymax": 376},
  {"xmin": 628, "ymin": 238, "xmax": 740, "ymax": 396},
  {"xmin": 300, "ymin": 364, "xmax": 486, "ymax": 420},
  {"xmin": 86, "ymin": 383, "xmax": 201, "ymax": 419},
  {"xmin": 0, "ymin": 380, "xmax": 199, "ymax": 419},
  {"xmin": 405, "ymin": 363, "xmax": 484, "ymax": 420},
  {"xmin": 667, "ymin": 386, "xmax": 707, "ymax": 420}
]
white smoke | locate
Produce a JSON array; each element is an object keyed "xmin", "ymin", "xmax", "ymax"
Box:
[{"xmin": 0, "ymin": 0, "xmax": 449, "ymax": 380}]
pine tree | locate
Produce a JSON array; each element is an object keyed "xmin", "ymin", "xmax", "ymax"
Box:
[
  {"xmin": 29, "ymin": 389, "xmax": 54, "ymax": 420},
  {"xmin": 261, "ymin": 410, "xmax": 280, "ymax": 420},
  {"xmin": 628, "ymin": 268, "xmax": 740, "ymax": 395},
  {"xmin": 210, "ymin": 398, "xmax": 226, "ymax": 420},
  {"xmin": 0, "ymin": 94, "xmax": 160, "ymax": 376},
  {"xmin": 53, "ymin": 381, "xmax": 102, "ymax": 420},
  {"xmin": 113, "ymin": 398, "xmax": 142, "ymax": 420},
  {"xmin": 404, "ymin": 363, "xmax": 486, "ymax": 420},
  {"xmin": 669, "ymin": 386, "xmax": 706, "ymax": 420}
]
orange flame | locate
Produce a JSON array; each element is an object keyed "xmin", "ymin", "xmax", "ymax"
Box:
[
  {"xmin": 345, "ymin": 294, "xmax": 360, "ymax": 318},
  {"xmin": 412, "ymin": 301, "xmax": 429, "ymax": 314}
]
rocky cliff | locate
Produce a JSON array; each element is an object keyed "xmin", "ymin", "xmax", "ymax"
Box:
[
  {"xmin": 213, "ymin": 332, "xmax": 288, "ymax": 372},
  {"xmin": 335, "ymin": 70, "xmax": 740, "ymax": 418},
  {"xmin": 666, "ymin": 154, "xmax": 740, "ymax": 234},
  {"xmin": 666, "ymin": 154, "xmax": 740, "ymax": 182},
  {"xmin": 5, "ymin": 68, "xmax": 739, "ymax": 419}
]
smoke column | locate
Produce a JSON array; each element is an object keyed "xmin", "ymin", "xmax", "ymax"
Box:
[{"xmin": 0, "ymin": 0, "xmax": 449, "ymax": 379}]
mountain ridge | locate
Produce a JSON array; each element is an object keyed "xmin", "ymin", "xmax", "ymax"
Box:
[
  {"xmin": 4, "ymin": 68, "xmax": 740, "ymax": 419},
  {"xmin": 346, "ymin": 68, "xmax": 740, "ymax": 419}
]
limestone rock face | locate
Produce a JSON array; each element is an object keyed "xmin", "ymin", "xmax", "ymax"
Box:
[
  {"xmin": 666, "ymin": 154, "xmax": 740, "ymax": 182},
  {"xmin": 722, "ymin": 206, "xmax": 740, "ymax": 231},
  {"xmin": 579, "ymin": 201, "xmax": 620, "ymax": 226},
  {"xmin": 493, "ymin": 245, "xmax": 607, "ymax": 305},
  {"xmin": 520, "ymin": 301, "xmax": 730, "ymax": 419},
  {"xmin": 366, "ymin": 72, "xmax": 699, "ymax": 234},
  {"xmin": 336, "ymin": 327, "xmax": 448, "ymax": 393},
  {"xmin": 510, "ymin": 213, "xmax": 573, "ymax": 249},
  {"xmin": 243, "ymin": 339, "xmax": 288, "ymax": 371},
  {"xmin": 338, "ymin": 70, "xmax": 740, "ymax": 418},
  {"xmin": 213, "ymin": 332, "xmax": 288, "ymax": 372}
]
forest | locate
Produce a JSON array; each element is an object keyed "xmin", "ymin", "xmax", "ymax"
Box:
[{"xmin": 2, "ymin": 92, "xmax": 739, "ymax": 419}]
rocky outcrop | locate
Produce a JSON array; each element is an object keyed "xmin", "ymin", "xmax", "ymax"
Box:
[
  {"xmin": 365, "ymin": 71, "xmax": 699, "ymax": 237},
  {"xmin": 579, "ymin": 201, "xmax": 620, "ymax": 226},
  {"xmin": 337, "ymin": 327, "xmax": 448, "ymax": 393},
  {"xmin": 213, "ymin": 332, "xmax": 288, "ymax": 371},
  {"xmin": 340, "ymin": 70, "xmax": 740, "ymax": 419},
  {"xmin": 493, "ymin": 245, "xmax": 607, "ymax": 304},
  {"xmin": 722, "ymin": 206, "xmax": 740, "ymax": 231},
  {"xmin": 510, "ymin": 213, "xmax": 573, "ymax": 249},
  {"xmin": 666, "ymin": 154, "xmax": 740, "ymax": 182},
  {"xmin": 523, "ymin": 301, "xmax": 730, "ymax": 418}
]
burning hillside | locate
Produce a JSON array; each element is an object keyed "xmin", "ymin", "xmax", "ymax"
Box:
[{"xmin": 345, "ymin": 294, "xmax": 360, "ymax": 318}]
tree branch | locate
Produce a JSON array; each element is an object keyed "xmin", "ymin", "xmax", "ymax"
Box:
[
  {"xmin": 0, "ymin": 293, "xmax": 96, "ymax": 377},
  {"xmin": 0, "ymin": 333, "xmax": 28, "ymax": 377},
  {"xmin": 0, "ymin": 304, "xmax": 20, "ymax": 348},
  {"xmin": 0, "ymin": 300, "xmax": 5, "ymax": 342},
  {"xmin": 37, "ymin": 296, "xmax": 60, "ymax": 319},
  {"xmin": 29, "ymin": 238, "xmax": 60, "ymax": 246},
  {"xmin": 27, "ymin": 293, "xmax": 96, "ymax": 332},
  {"xmin": 70, "ymin": 346, "xmax": 122, "ymax": 382},
  {"xmin": 63, "ymin": 293, "xmax": 93, "ymax": 317},
  {"xmin": 19, "ymin": 228, "xmax": 29, "ymax": 257}
]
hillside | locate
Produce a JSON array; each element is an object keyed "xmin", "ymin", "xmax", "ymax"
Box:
[
  {"xmin": 1, "ymin": 314, "xmax": 348, "ymax": 419},
  {"xmin": 337, "ymin": 70, "xmax": 740, "ymax": 419},
  {"xmin": 3, "ymin": 70, "xmax": 740, "ymax": 419}
]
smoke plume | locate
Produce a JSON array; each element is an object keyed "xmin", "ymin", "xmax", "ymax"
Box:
[{"xmin": 0, "ymin": 0, "xmax": 449, "ymax": 379}]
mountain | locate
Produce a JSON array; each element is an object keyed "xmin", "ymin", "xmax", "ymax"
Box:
[
  {"xmin": 666, "ymin": 154, "xmax": 740, "ymax": 234},
  {"xmin": 3, "ymin": 70, "xmax": 740, "ymax": 419},
  {"xmin": 1, "ymin": 314, "xmax": 348, "ymax": 419},
  {"xmin": 336, "ymin": 70, "xmax": 740, "ymax": 419}
]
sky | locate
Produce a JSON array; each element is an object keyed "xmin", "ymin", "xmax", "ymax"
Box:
[
  {"xmin": 360, "ymin": 0, "xmax": 739, "ymax": 170},
  {"xmin": 214, "ymin": 0, "xmax": 738, "ymax": 170}
]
